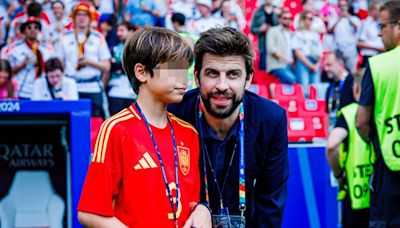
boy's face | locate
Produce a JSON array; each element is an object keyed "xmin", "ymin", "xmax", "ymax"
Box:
[
  {"xmin": 145, "ymin": 61, "xmax": 189, "ymax": 103},
  {"xmin": 195, "ymin": 53, "xmax": 252, "ymax": 119}
]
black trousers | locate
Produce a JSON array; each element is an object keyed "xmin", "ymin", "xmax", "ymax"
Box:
[
  {"xmin": 369, "ymin": 158, "xmax": 400, "ymax": 228},
  {"xmin": 342, "ymin": 195, "xmax": 369, "ymax": 228}
]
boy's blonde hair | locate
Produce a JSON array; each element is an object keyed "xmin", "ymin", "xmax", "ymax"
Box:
[{"xmin": 123, "ymin": 27, "xmax": 194, "ymax": 93}]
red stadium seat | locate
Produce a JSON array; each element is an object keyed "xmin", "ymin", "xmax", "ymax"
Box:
[
  {"xmin": 308, "ymin": 85, "xmax": 317, "ymax": 99},
  {"xmin": 276, "ymin": 99, "xmax": 301, "ymax": 117},
  {"xmin": 299, "ymin": 99, "xmax": 328, "ymax": 138},
  {"xmin": 271, "ymin": 83, "xmax": 305, "ymax": 101},
  {"xmin": 288, "ymin": 117, "xmax": 315, "ymax": 142},
  {"xmin": 248, "ymin": 84, "xmax": 270, "ymax": 99},
  {"xmin": 253, "ymin": 70, "xmax": 280, "ymax": 86},
  {"xmin": 299, "ymin": 99, "xmax": 326, "ymax": 116}
]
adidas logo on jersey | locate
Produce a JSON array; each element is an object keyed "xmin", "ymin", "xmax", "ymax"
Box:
[{"xmin": 134, "ymin": 152, "xmax": 158, "ymax": 170}]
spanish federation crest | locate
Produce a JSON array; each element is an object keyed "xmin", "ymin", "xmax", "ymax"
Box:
[{"xmin": 178, "ymin": 146, "xmax": 190, "ymax": 175}]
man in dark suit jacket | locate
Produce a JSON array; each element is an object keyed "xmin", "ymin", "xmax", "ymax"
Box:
[{"xmin": 169, "ymin": 27, "xmax": 289, "ymax": 227}]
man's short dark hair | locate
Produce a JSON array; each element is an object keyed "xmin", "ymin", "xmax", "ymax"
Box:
[
  {"xmin": 45, "ymin": 58, "xmax": 64, "ymax": 73},
  {"xmin": 118, "ymin": 21, "xmax": 136, "ymax": 32},
  {"xmin": 380, "ymin": 0, "xmax": 400, "ymax": 24},
  {"xmin": 51, "ymin": 0, "xmax": 65, "ymax": 9},
  {"xmin": 194, "ymin": 27, "xmax": 254, "ymax": 80},
  {"xmin": 27, "ymin": 1, "xmax": 42, "ymax": 17},
  {"xmin": 171, "ymin": 13, "xmax": 186, "ymax": 26},
  {"xmin": 123, "ymin": 27, "xmax": 194, "ymax": 94},
  {"xmin": 333, "ymin": 50, "xmax": 345, "ymax": 63}
]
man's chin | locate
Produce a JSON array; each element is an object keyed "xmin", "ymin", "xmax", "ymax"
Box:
[{"xmin": 208, "ymin": 104, "xmax": 235, "ymax": 118}]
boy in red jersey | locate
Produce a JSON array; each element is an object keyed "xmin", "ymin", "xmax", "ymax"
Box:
[{"xmin": 77, "ymin": 27, "xmax": 211, "ymax": 227}]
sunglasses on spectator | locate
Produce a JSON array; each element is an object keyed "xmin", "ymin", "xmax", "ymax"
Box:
[
  {"xmin": 27, "ymin": 24, "xmax": 40, "ymax": 30},
  {"xmin": 281, "ymin": 17, "xmax": 292, "ymax": 20},
  {"xmin": 305, "ymin": 17, "xmax": 313, "ymax": 21}
]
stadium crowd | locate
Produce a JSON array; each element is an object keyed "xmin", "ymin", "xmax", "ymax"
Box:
[{"xmin": 0, "ymin": 0, "xmax": 381, "ymax": 118}]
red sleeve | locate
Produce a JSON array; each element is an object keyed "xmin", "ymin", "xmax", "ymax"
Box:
[
  {"xmin": 77, "ymin": 122, "xmax": 123, "ymax": 216},
  {"xmin": 189, "ymin": 131, "xmax": 200, "ymax": 203}
]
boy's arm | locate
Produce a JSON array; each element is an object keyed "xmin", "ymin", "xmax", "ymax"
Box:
[
  {"xmin": 326, "ymin": 127, "xmax": 348, "ymax": 177},
  {"xmin": 78, "ymin": 211, "xmax": 128, "ymax": 228}
]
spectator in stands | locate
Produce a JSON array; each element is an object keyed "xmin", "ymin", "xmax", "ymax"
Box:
[
  {"xmin": 323, "ymin": 51, "xmax": 355, "ymax": 131},
  {"xmin": 327, "ymin": 0, "xmax": 360, "ymax": 74},
  {"xmin": 356, "ymin": 1, "xmax": 400, "ymax": 226},
  {"xmin": 168, "ymin": 27, "xmax": 289, "ymax": 227},
  {"xmin": 8, "ymin": 1, "xmax": 51, "ymax": 44},
  {"xmin": 213, "ymin": 0, "xmax": 245, "ymax": 31},
  {"xmin": 98, "ymin": 14, "xmax": 117, "ymax": 51},
  {"xmin": 153, "ymin": 0, "xmax": 169, "ymax": 27},
  {"xmin": 266, "ymin": 9, "xmax": 296, "ymax": 84},
  {"xmin": 0, "ymin": 0, "xmax": 16, "ymax": 23},
  {"xmin": 8, "ymin": 16, "xmax": 55, "ymax": 99},
  {"xmin": 170, "ymin": 0, "xmax": 199, "ymax": 24},
  {"xmin": 293, "ymin": 10, "xmax": 323, "ymax": 97},
  {"xmin": 0, "ymin": 59, "xmax": 18, "ymax": 99},
  {"xmin": 1, "ymin": 20, "xmax": 24, "ymax": 59},
  {"xmin": 49, "ymin": 1, "xmax": 70, "ymax": 45},
  {"xmin": 217, "ymin": 0, "xmax": 244, "ymax": 31},
  {"xmin": 97, "ymin": 0, "xmax": 118, "ymax": 20},
  {"xmin": 192, "ymin": 0, "xmax": 224, "ymax": 36},
  {"xmin": 31, "ymin": 57, "xmax": 78, "ymax": 100},
  {"xmin": 326, "ymin": 69, "xmax": 373, "ymax": 228},
  {"xmin": 357, "ymin": 1, "xmax": 384, "ymax": 69},
  {"xmin": 293, "ymin": 0, "xmax": 326, "ymax": 34},
  {"xmin": 319, "ymin": 0, "xmax": 339, "ymax": 24},
  {"xmin": 105, "ymin": 21, "xmax": 136, "ymax": 116},
  {"xmin": 171, "ymin": 13, "xmax": 198, "ymax": 46},
  {"xmin": 56, "ymin": 2, "xmax": 111, "ymax": 117},
  {"xmin": 250, "ymin": 0, "xmax": 278, "ymax": 70},
  {"xmin": 171, "ymin": 12, "xmax": 198, "ymax": 90},
  {"xmin": 124, "ymin": 0, "xmax": 156, "ymax": 27}
]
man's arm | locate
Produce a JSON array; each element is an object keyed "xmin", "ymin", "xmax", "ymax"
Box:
[
  {"xmin": 78, "ymin": 212, "xmax": 128, "ymax": 228},
  {"xmin": 356, "ymin": 64, "xmax": 374, "ymax": 142},
  {"xmin": 79, "ymin": 59, "xmax": 111, "ymax": 73},
  {"xmin": 254, "ymin": 112, "xmax": 289, "ymax": 227},
  {"xmin": 357, "ymin": 40, "xmax": 385, "ymax": 52},
  {"xmin": 327, "ymin": 17, "xmax": 340, "ymax": 34},
  {"xmin": 356, "ymin": 105, "xmax": 372, "ymax": 141},
  {"xmin": 326, "ymin": 127, "xmax": 348, "ymax": 176}
]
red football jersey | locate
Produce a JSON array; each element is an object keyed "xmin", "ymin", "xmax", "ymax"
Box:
[{"xmin": 78, "ymin": 105, "xmax": 200, "ymax": 227}]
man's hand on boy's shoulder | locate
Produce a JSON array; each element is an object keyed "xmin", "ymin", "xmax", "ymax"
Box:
[{"xmin": 183, "ymin": 203, "xmax": 212, "ymax": 228}]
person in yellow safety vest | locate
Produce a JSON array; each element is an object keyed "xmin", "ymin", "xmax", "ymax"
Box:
[
  {"xmin": 327, "ymin": 70, "xmax": 375, "ymax": 228},
  {"xmin": 356, "ymin": 0, "xmax": 400, "ymax": 227}
]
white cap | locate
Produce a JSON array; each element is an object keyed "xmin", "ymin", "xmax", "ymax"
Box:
[{"xmin": 197, "ymin": 0, "xmax": 212, "ymax": 9}]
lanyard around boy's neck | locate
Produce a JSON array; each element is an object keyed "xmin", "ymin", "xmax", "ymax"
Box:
[
  {"xmin": 197, "ymin": 97, "xmax": 246, "ymax": 218},
  {"xmin": 135, "ymin": 103, "xmax": 180, "ymax": 228}
]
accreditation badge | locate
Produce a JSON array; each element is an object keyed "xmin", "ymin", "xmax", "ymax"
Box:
[{"xmin": 212, "ymin": 208, "xmax": 246, "ymax": 228}]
